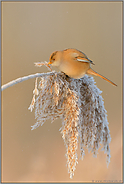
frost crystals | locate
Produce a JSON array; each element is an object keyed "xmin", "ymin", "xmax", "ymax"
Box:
[{"xmin": 29, "ymin": 72, "xmax": 111, "ymax": 179}]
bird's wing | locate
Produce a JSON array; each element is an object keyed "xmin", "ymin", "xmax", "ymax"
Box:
[{"xmin": 75, "ymin": 56, "xmax": 95, "ymax": 65}]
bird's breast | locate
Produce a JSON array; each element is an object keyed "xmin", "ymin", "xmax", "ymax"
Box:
[{"xmin": 58, "ymin": 59, "xmax": 90, "ymax": 79}]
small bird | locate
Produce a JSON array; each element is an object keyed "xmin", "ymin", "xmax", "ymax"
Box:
[{"xmin": 48, "ymin": 48, "xmax": 117, "ymax": 86}]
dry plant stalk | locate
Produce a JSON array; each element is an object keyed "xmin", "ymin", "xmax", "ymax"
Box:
[{"xmin": 29, "ymin": 71, "xmax": 111, "ymax": 179}]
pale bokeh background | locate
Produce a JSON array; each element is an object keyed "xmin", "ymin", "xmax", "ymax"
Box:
[{"xmin": 2, "ymin": 2, "xmax": 122, "ymax": 182}]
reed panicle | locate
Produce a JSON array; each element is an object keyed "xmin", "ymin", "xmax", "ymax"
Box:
[{"xmin": 29, "ymin": 71, "xmax": 111, "ymax": 178}]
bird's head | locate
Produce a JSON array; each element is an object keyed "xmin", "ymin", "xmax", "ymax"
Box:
[{"xmin": 48, "ymin": 51, "xmax": 62, "ymax": 66}]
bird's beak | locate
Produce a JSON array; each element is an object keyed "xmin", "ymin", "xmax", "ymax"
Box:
[{"xmin": 48, "ymin": 61, "xmax": 52, "ymax": 65}]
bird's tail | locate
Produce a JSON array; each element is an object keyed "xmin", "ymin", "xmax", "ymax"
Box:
[{"xmin": 86, "ymin": 68, "xmax": 117, "ymax": 86}]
